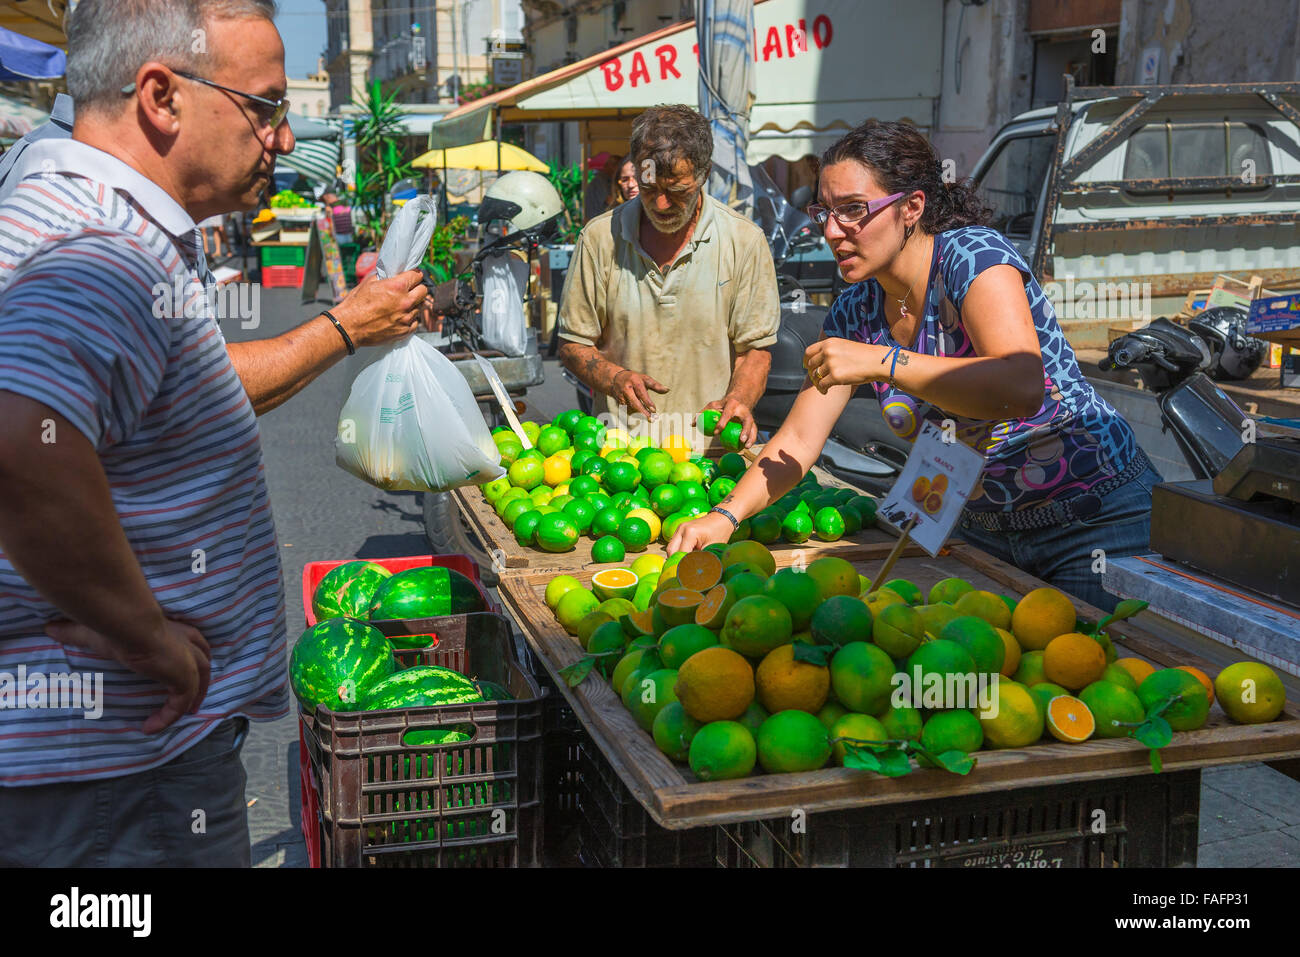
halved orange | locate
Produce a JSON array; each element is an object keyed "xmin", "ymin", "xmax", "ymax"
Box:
[
  {"xmin": 591, "ymin": 567, "xmax": 639, "ymax": 602},
  {"xmin": 656, "ymin": 588, "xmax": 706, "ymax": 628},
  {"xmin": 1046, "ymin": 695, "xmax": 1095, "ymax": 743},
  {"xmin": 695, "ymin": 583, "xmax": 735, "ymax": 630},
  {"xmin": 676, "ymin": 550, "xmax": 724, "ymax": 592}
]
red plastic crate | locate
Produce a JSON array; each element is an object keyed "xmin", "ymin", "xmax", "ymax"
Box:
[
  {"xmin": 262, "ymin": 264, "xmax": 304, "ymax": 288},
  {"xmin": 299, "ymin": 720, "xmax": 323, "ymax": 867},
  {"xmin": 301, "ymin": 554, "xmax": 498, "ymax": 627}
]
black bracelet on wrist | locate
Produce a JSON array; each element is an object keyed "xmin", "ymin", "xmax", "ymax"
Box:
[
  {"xmin": 321, "ymin": 309, "xmax": 355, "ymax": 355},
  {"xmin": 710, "ymin": 506, "xmax": 740, "ymax": 530}
]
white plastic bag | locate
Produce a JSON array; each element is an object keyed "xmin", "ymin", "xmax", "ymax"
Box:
[
  {"xmin": 334, "ymin": 335, "xmax": 505, "ymax": 492},
  {"xmin": 480, "ymin": 250, "xmax": 529, "ymax": 357},
  {"xmin": 334, "ymin": 194, "xmax": 504, "ymax": 492},
  {"xmin": 375, "ymin": 195, "xmax": 438, "ymax": 277}
]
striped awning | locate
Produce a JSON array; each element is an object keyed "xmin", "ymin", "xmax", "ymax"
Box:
[{"xmin": 279, "ymin": 115, "xmax": 343, "ymax": 186}]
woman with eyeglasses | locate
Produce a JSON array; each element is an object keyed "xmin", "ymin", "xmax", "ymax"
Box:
[{"xmin": 669, "ymin": 120, "xmax": 1161, "ymax": 614}]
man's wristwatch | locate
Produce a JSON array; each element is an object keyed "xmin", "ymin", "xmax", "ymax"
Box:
[{"xmin": 709, "ymin": 506, "xmax": 740, "ymax": 530}]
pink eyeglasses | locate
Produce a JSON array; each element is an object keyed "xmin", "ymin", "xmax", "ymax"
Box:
[{"xmin": 806, "ymin": 191, "xmax": 907, "ymax": 228}]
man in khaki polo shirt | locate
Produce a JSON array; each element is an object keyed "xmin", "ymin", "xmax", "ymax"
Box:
[{"xmin": 558, "ymin": 105, "xmax": 780, "ymax": 448}]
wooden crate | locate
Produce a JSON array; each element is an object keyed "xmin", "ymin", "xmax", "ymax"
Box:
[
  {"xmin": 452, "ymin": 463, "xmax": 902, "ymax": 576},
  {"xmin": 497, "ymin": 543, "xmax": 1300, "ymax": 832}
]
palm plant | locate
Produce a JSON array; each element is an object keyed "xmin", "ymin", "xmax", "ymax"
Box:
[
  {"xmin": 547, "ymin": 162, "xmax": 586, "ymax": 243},
  {"xmin": 351, "ymin": 80, "xmax": 415, "ymax": 242}
]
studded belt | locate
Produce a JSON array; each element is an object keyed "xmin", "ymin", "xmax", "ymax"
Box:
[{"xmin": 961, "ymin": 449, "xmax": 1152, "ymax": 534}]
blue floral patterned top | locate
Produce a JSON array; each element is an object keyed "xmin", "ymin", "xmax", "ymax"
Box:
[{"xmin": 822, "ymin": 226, "xmax": 1138, "ymax": 512}]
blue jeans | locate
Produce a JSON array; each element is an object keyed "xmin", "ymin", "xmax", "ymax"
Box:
[{"xmin": 957, "ymin": 462, "xmax": 1164, "ymax": 616}]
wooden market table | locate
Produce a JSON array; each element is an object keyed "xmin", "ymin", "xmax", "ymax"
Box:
[{"xmin": 496, "ymin": 535, "xmax": 1300, "ymax": 866}]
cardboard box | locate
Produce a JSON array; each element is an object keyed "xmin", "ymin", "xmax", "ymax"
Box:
[{"xmin": 1247, "ymin": 291, "xmax": 1300, "ymax": 345}]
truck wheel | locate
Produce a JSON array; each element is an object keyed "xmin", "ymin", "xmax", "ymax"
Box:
[{"xmin": 422, "ymin": 491, "xmax": 499, "ymax": 587}]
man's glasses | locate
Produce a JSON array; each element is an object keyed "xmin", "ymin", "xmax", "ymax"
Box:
[
  {"xmin": 807, "ymin": 191, "xmax": 907, "ymax": 228},
  {"xmin": 121, "ymin": 71, "xmax": 291, "ymax": 133}
]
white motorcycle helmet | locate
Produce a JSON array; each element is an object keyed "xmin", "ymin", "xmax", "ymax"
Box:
[{"xmin": 478, "ymin": 170, "xmax": 564, "ymax": 244}]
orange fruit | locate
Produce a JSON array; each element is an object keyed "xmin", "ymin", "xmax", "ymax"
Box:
[
  {"xmin": 978, "ymin": 680, "xmax": 1044, "ymax": 749},
  {"xmin": 1042, "ymin": 633, "xmax": 1107, "ymax": 691},
  {"xmin": 1010, "ymin": 586, "xmax": 1077, "ymax": 651},
  {"xmin": 1114, "ymin": 657, "xmax": 1156, "ymax": 686},
  {"xmin": 996, "ymin": 627, "xmax": 1021, "ymax": 677},
  {"xmin": 755, "ymin": 644, "xmax": 830, "ymax": 715},
  {"xmin": 1079, "ymin": 680, "xmax": 1145, "ymax": 738},
  {"xmin": 1214, "ymin": 662, "xmax": 1286, "ymax": 724},
  {"xmin": 661, "ymin": 434, "xmax": 692, "ymax": 463},
  {"xmin": 676, "ymin": 550, "xmax": 724, "ymax": 592},
  {"xmin": 953, "ymin": 589, "xmax": 1013, "ymax": 631},
  {"xmin": 1045, "ymin": 694, "xmax": 1095, "ymax": 743},
  {"xmin": 656, "ymin": 588, "xmax": 706, "ymax": 628},
  {"xmin": 1012, "ymin": 649, "xmax": 1047, "ymax": 686},
  {"xmin": 1176, "ymin": 665, "xmax": 1215, "ymax": 705},
  {"xmin": 675, "ymin": 646, "xmax": 756, "ymax": 722},
  {"xmin": 911, "ymin": 476, "xmax": 930, "ymax": 502}
]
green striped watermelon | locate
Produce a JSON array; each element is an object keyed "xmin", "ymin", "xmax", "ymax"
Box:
[
  {"xmin": 360, "ymin": 664, "xmax": 484, "ymax": 710},
  {"xmin": 473, "ymin": 679, "xmax": 514, "ymax": 701},
  {"xmin": 367, "ymin": 566, "xmax": 486, "ymax": 621},
  {"xmin": 312, "ymin": 560, "xmax": 392, "ymax": 622},
  {"xmin": 290, "ymin": 618, "xmax": 395, "ymax": 713}
]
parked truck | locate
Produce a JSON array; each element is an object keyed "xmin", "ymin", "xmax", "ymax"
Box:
[{"xmin": 969, "ymin": 77, "xmax": 1300, "ymax": 351}]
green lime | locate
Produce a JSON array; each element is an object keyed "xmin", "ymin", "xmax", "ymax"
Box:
[
  {"xmin": 581, "ymin": 457, "xmax": 607, "ymax": 481},
  {"xmin": 562, "ymin": 498, "xmax": 597, "ymax": 534},
  {"xmin": 536, "ymin": 425, "xmax": 571, "ymax": 456},
  {"xmin": 568, "ymin": 475, "xmax": 599, "ymax": 499},
  {"xmin": 512, "ymin": 508, "xmax": 544, "ymax": 546},
  {"xmin": 781, "ymin": 510, "xmax": 813, "ymax": 544},
  {"xmin": 591, "ymin": 535, "xmax": 626, "ymax": 564},
  {"xmin": 698, "ymin": 409, "xmax": 721, "ymax": 436},
  {"xmin": 575, "ymin": 415, "xmax": 603, "ymax": 436},
  {"xmin": 813, "ymin": 506, "xmax": 846, "ymax": 542},
  {"xmin": 749, "ymin": 511, "xmax": 782, "ymax": 544},
  {"xmin": 610, "ymin": 491, "xmax": 635, "ymax": 511},
  {"xmin": 718, "ymin": 452, "xmax": 747, "ymax": 477},
  {"xmin": 708, "ymin": 476, "xmax": 737, "ymax": 506},
  {"xmin": 689, "ymin": 721, "xmax": 756, "ymax": 781},
  {"xmin": 570, "ymin": 450, "xmax": 595, "ymax": 474},
  {"xmin": 604, "ymin": 460, "xmax": 641, "ymax": 492},
  {"xmin": 573, "ymin": 432, "xmax": 600, "ymax": 453},
  {"xmin": 719, "ymin": 420, "xmax": 744, "ymax": 452},
  {"xmin": 651, "ymin": 484, "xmax": 684, "ymax": 517},
  {"xmin": 676, "ymin": 480, "xmax": 708, "ymax": 503},
  {"xmin": 553, "ymin": 409, "xmax": 583, "ymax": 435},
  {"xmin": 617, "ymin": 517, "xmax": 653, "ymax": 552},
  {"xmin": 535, "ymin": 513, "xmax": 580, "ymax": 552},
  {"xmin": 591, "ymin": 507, "xmax": 626, "ymax": 538},
  {"xmin": 502, "ymin": 497, "xmax": 533, "ymax": 527},
  {"xmin": 638, "ymin": 451, "xmax": 675, "ymax": 488},
  {"xmin": 585, "ymin": 491, "xmax": 613, "ymax": 513},
  {"xmin": 670, "ymin": 461, "xmax": 705, "ymax": 485},
  {"xmin": 507, "ymin": 457, "xmax": 545, "ymax": 490}
]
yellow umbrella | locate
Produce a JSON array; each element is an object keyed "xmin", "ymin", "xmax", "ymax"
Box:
[{"xmin": 412, "ymin": 140, "xmax": 550, "ymax": 173}]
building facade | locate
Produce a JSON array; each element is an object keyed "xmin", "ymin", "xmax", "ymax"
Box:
[
  {"xmin": 287, "ymin": 60, "xmax": 331, "ymax": 119},
  {"xmin": 323, "ymin": 0, "xmax": 374, "ymax": 114}
]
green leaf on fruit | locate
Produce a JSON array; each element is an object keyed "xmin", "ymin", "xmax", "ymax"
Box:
[
  {"xmin": 841, "ymin": 744, "xmax": 882, "ymax": 772},
  {"xmin": 875, "ymin": 748, "xmax": 913, "ymax": 777},
  {"xmin": 1097, "ymin": 599, "xmax": 1148, "ymax": 635},
  {"xmin": 559, "ymin": 657, "xmax": 597, "ymax": 687},
  {"xmin": 792, "ymin": 642, "xmax": 834, "ymax": 667},
  {"xmin": 1134, "ymin": 715, "xmax": 1173, "ymax": 749},
  {"xmin": 1074, "ymin": 618, "xmax": 1099, "ymax": 636},
  {"xmin": 1149, "ymin": 748, "xmax": 1163, "ymax": 774},
  {"xmin": 933, "ymin": 749, "xmax": 976, "ymax": 775}
]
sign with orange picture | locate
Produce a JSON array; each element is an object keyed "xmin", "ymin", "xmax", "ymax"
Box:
[{"xmin": 879, "ymin": 421, "xmax": 986, "ymax": 556}]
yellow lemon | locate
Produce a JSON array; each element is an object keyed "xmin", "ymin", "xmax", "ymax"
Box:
[
  {"xmin": 662, "ymin": 435, "xmax": 692, "ymax": 464},
  {"xmin": 543, "ymin": 455, "xmax": 572, "ymax": 487}
]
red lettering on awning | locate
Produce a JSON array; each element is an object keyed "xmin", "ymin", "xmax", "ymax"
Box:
[
  {"xmin": 629, "ymin": 50, "xmax": 651, "ymax": 87},
  {"xmin": 813, "ymin": 15, "xmax": 833, "ymax": 49},
  {"xmin": 601, "ymin": 59, "xmax": 623, "ymax": 92},
  {"xmin": 787, "ymin": 20, "xmax": 808, "ymax": 56},
  {"xmin": 762, "ymin": 25, "xmax": 783, "ymax": 60},
  {"xmin": 656, "ymin": 44, "xmax": 680, "ymax": 80}
]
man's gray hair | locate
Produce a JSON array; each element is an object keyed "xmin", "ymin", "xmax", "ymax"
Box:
[{"xmin": 66, "ymin": 0, "xmax": 278, "ymax": 112}]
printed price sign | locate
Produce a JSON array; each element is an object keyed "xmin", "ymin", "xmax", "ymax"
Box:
[{"xmin": 879, "ymin": 421, "xmax": 985, "ymax": 556}]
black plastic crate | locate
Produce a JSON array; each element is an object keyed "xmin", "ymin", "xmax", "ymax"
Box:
[
  {"xmin": 715, "ymin": 770, "xmax": 1201, "ymax": 868},
  {"xmin": 301, "ymin": 612, "xmax": 546, "ymax": 867},
  {"xmin": 576, "ymin": 735, "xmax": 717, "ymax": 868},
  {"xmin": 535, "ymin": 667, "xmax": 583, "ymax": 862}
]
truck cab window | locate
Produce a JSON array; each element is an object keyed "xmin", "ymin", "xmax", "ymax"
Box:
[
  {"xmin": 975, "ymin": 134, "xmax": 1055, "ymax": 240},
  {"xmin": 1124, "ymin": 121, "xmax": 1272, "ymax": 187}
]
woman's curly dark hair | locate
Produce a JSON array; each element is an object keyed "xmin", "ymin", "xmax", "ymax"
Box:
[{"xmin": 819, "ymin": 119, "xmax": 992, "ymax": 234}]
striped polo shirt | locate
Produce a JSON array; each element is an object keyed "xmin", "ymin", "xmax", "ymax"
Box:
[{"xmin": 0, "ymin": 138, "xmax": 288, "ymax": 786}]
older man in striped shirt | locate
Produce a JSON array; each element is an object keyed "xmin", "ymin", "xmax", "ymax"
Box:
[{"xmin": 0, "ymin": 0, "xmax": 427, "ymax": 865}]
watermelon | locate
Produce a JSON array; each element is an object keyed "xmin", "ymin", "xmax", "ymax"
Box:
[
  {"xmin": 367, "ymin": 566, "xmax": 486, "ymax": 621},
  {"xmin": 312, "ymin": 560, "xmax": 392, "ymax": 622},
  {"xmin": 473, "ymin": 679, "xmax": 513, "ymax": 701},
  {"xmin": 290, "ymin": 618, "xmax": 395, "ymax": 713},
  {"xmin": 403, "ymin": 725, "xmax": 473, "ymax": 747},
  {"xmin": 360, "ymin": 664, "xmax": 484, "ymax": 710}
]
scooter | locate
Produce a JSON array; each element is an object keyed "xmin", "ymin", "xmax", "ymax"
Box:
[{"xmin": 1099, "ymin": 316, "xmax": 1250, "ymax": 478}]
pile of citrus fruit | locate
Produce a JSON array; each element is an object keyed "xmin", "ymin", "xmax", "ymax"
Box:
[
  {"xmin": 543, "ymin": 543, "xmax": 1289, "ymax": 781},
  {"xmin": 480, "ymin": 409, "xmax": 878, "ymax": 560}
]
